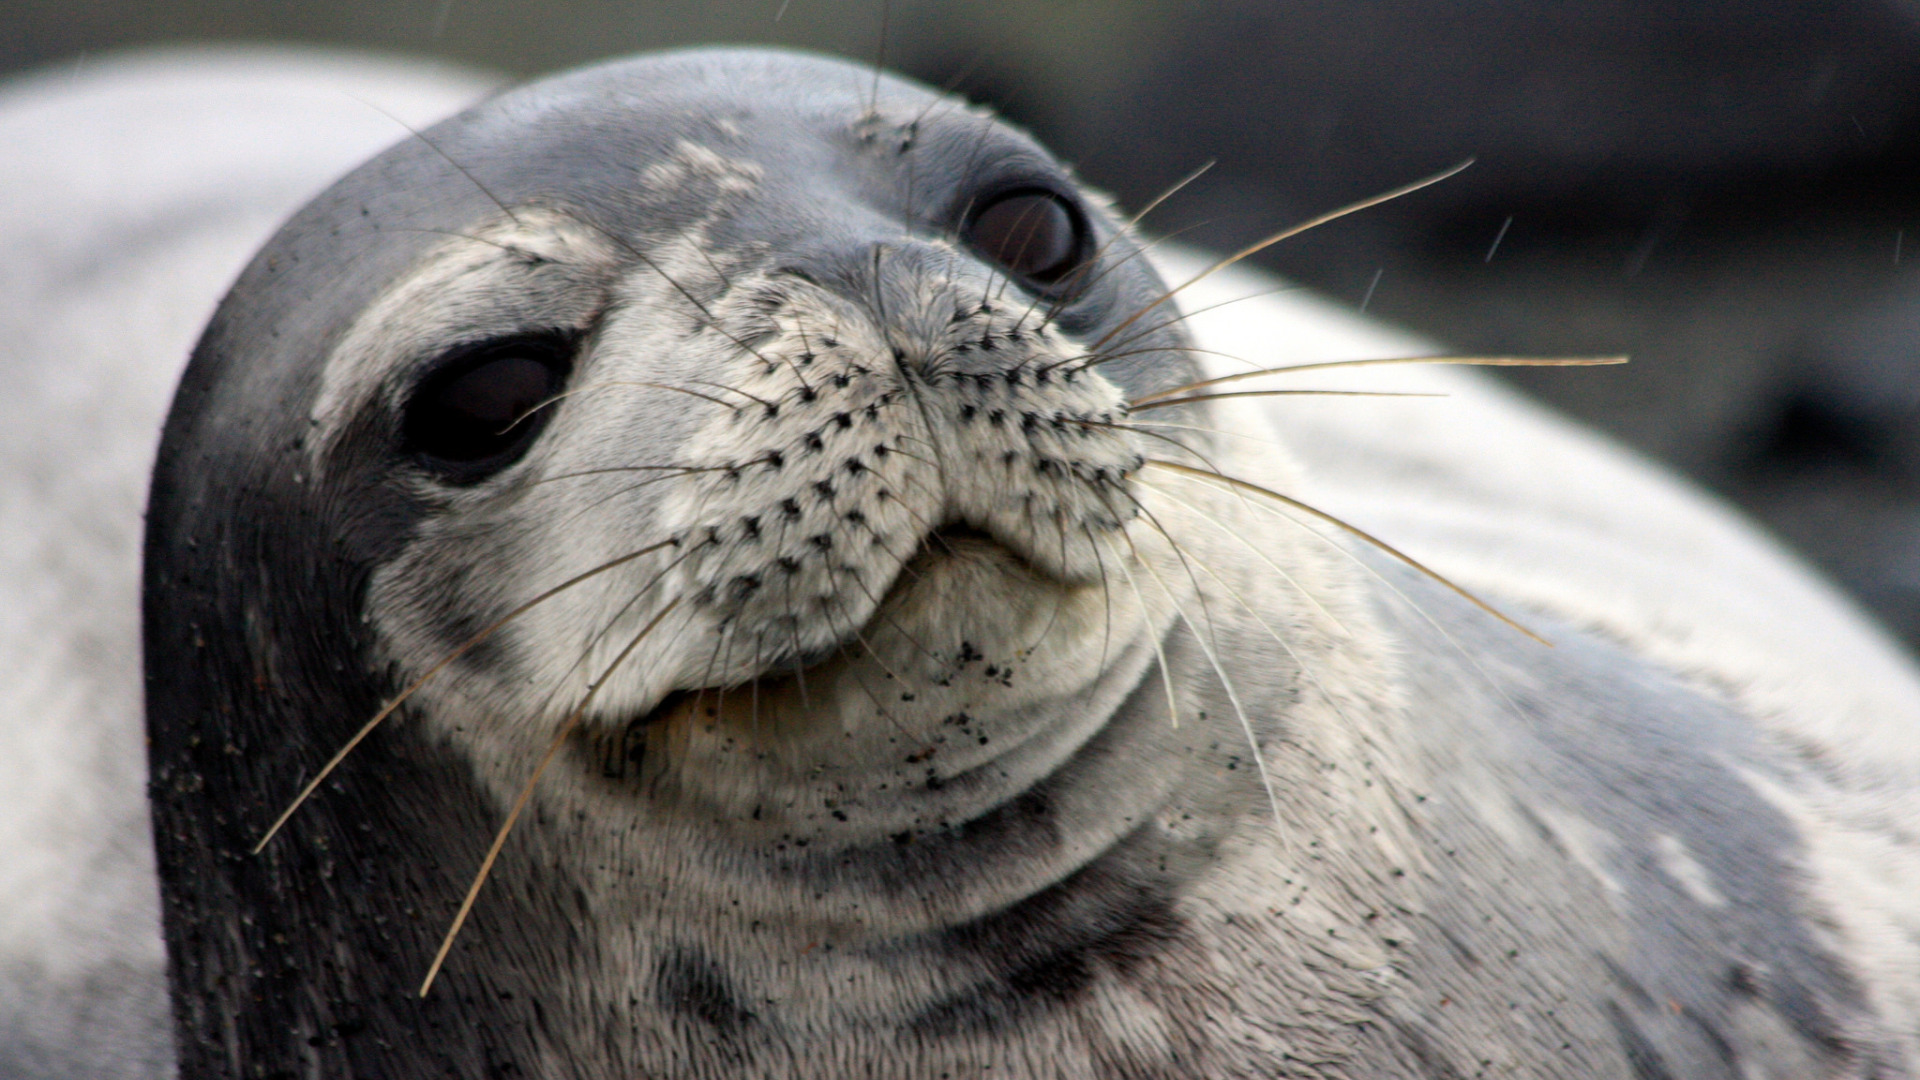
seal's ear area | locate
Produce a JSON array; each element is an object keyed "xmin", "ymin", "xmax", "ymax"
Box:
[
  {"xmin": 962, "ymin": 187, "xmax": 1091, "ymax": 295},
  {"xmin": 402, "ymin": 329, "xmax": 578, "ymax": 483}
]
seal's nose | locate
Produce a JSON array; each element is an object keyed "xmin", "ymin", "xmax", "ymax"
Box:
[{"xmin": 818, "ymin": 239, "xmax": 1062, "ymax": 380}]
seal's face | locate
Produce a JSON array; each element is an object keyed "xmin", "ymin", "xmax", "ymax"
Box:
[{"xmin": 289, "ymin": 49, "xmax": 1250, "ymax": 927}]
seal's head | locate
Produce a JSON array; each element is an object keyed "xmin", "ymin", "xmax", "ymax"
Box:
[{"xmin": 145, "ymin": 48, "xmax": 1346, "ymax": 1075}]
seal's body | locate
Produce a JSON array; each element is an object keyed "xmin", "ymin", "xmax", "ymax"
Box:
[{"xmin": 4, "ymin": 48, "xmax": 1918, "ymax": 1080}]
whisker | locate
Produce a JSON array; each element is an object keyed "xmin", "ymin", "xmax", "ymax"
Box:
[
  {"xmin": 821, "ymin": 594, "xmax": 932, "ymax": 743},
  {"xmin": 1212, "ymin": 484, "xmax": 1539, "ymax": 723},
  {"xmin": 501, "ymin": 380, "xmax": 740, "ymax": 436},
  {"xmin": 418, "ymin": 596, "xmax": 684, "ymax": 997},
  {"xmin": 1055, "ymin": 342, "xmax": 1257, "ymax": 376},
  {"xmin": 1118, "ymin": 418, "xmax": 1299, "ymax": 452},
  {"xmin": 387, "ymin": 227, "xmax": 538, "ymax": 257},
  {"xmin": 748, "ymin": 629, "xmax": 766, "ymax": 752},
  {"xmin": 1083, "ymin": 523, "xmax": 1118, "ymax": 677},
  {"xmin": 1016, "ymin": 512, "xmax": 1076, "ymax": 655},
  {"xmin": 1128, "ymin": 159, "xmax": 1217, "ymax": 230},
  {"xmin": 1110, "ymin": 534, "xmax": 1286, "ymax": 829},
  {"xmin": 352, "ymin": 98, "xmax": 524, "ymax": 228},
  {"xmin": 1129, "ymin": 355, "xmax": 1629, "ymax": 407},
  {"xmin": 868, "ymin": 0, "xmax": 891, "ymax": 118},
  {"xmin": 1066, "ymin": 418, "xmax": 1346, "ymax": 635},
  {"xmin": 690, "ymin": 241, "xmax": 734, "ymax": 292},
  {"xmin": 691, "ymin": 379, "xmax": 782, "ymax": 410},
  {"xmin": 1098, "ymin": 536, "xmax": 1180, "ymax": 731},
  {"xmin": 545, "ymin": 206, "xmax": 807, "ymax": 391},
  {"xmin": 1083, "ymin": 160, "xmax": 1476, "ymax": 359},
  {"xmin": 1086, "ymin": 416, "xmax": 1354, "ymax": 635},
  {"xmin": 1023, "ymin": 162, "xmax": 1218, "ymax": 333},
  {"xmin": 1143, "ymin": 458, "xmax": 1549, "ymax": 645},
  {"xmin": 1091, "ymin": 482, "xmax": 1234, "ymax": 699},
  {"xmin": 773, "ymin": 516, "xmax": 812, "ymax": 714},
  {"xmin": 1046, "ymin": 282, "xmax": 1305, "ymax": 377},
  {"xmin": 912, "ymin": 48, "xmax": 991, "ymax": 129},
  {"xmin": 1138, "ymin": 481, "xmax": 1352, "ymax": 637},
  {"xmin": 1129, "ymin": 389, "xmax": 1446, "ymax": 412},
  {"xmin": 359, "ymin": 99, "xmax": 802, "ymax": 391},
  {"xmin": 709, "ymin": 614, "xmax": 744, "ymax": 736},
  {"xmin": 835, "ymin": 551, "xmax": 940, "ymax": 665},
  {"xmin": 1132, "ymin": 502, "xmax": 1367, "ymax": 741},
  {"xmin": 1030, "ymin": 223, "xmax": 1221, "ymax": 344},
  {"xmin": 533, "ymin": 462, "xmax": 725, "ymax": 489},
  {"xmin": 884, "ymin": 474, "xmax": 963, "ymax": 561},
  {"xmin": 252, "ymin": 539, "xmax": 677, "ymax": 853}
]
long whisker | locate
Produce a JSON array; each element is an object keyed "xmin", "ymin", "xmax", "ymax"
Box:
[
  {"xmin": 1098, "ymin": 536, "xmax": 1181, "ymax": 731},
  {"xmin": 386, "ymin": 227, "xmax": 537, "ymax": 257},
  {"xmin": 536, "ymin": 203, "xmax": 805, "ymax": 390},
  {"xmin": 1100, "ymin": 480, "xmax": 1224, "ymax": 639},
  {"xmin": 352, "ymin": 98, "xmax": 524, "ymax": 228},
  {"xmin": 1024, "ymin": 222, "xmax": 1222, "ymax": 347},
  {"xmin": 1210, "ymin": 482, "xmax": 1539, "ymax": 724},
  {"xmin": 501, "ymin": 380, "xmax": 741, "ymax": 436},
  {"xmin": 1017, "ymin": 511, "xmax": 1076, "ymax": 655},
  {"xmin": 1114, "ymin": 534, "xmax": 1285, "ymax": 829},
  {"xmin": 357, "ymin": 98, "xmax": 804, "ymax": 390},
  {"xmin": 912, "ymin": 48, "xmax": 991, "ymax": 129},
  {"xmin": 1045, "ymin": 282, "xmax": 1306, "ymax": 377},
  {"xmin": 1120, "ymin": 417, "xmax": 1303, "ymax": 452},
  {"xmin": 1131, "ymin": 498, "xmax": 1365, "ymax": 739},
  {"xmin": 533, "ymin": 462, "xmax": 725, "ymax": 488},
  {"xmin": 1024, "ymin": 215, "xmax": 1213, "ymax": 334},
  {"xmin": 834, "ymin": 550, "xmax": 941, "ymax": 666},
  {"xmin": 1143, "ymin": 458, "xmax": 1549, "ymax": 645},
  {"xmin": 1129, "ymin": 159, "xmax": 1216, "ymax": 228},
  {"xmin": 1093, "ymin": 488, "xmax": 1244, "ymax": 753},
  {"xmin": 1129, "ymin": 389, "xmax": 1446, "ymax": 412},
  {"xmin": 1130, "ymin": 355, "xmax": 1629, "ymax": 407},
  {"xmin": 1084, "ymin": 159, "xmax": 1475, "ymax": 358},
  {"xmin": 1066, "ymin": 420, "xmax": 1334, "ymax": 638},
  {"xmin": 820, "ymin": 594, "xmax": 934, "ymax": 744},
  {"xmin": 418, "ymin": 595, "xmax": 683, "ymax": 997},
  {"xmin": 252, "ymin": 539, "xmax": 676, "ymax": 854},
  {"xmin": 1138, "ymin": 482, "xmax": 1351, "ymax": 637},
  {"xmin": 1084, "ymin": 417, "xmax": 1353, "ymax": 635},
  {"xmin": 1083, "ymin": 523, "xmax": 1118, "ymax": 677},
  {"xmin": 1061, "ymin": 343, "xmax": 1261, "ymax": 376}
]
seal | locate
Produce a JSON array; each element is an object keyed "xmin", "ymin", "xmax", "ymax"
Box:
[{"xmin": 7, "ymin": 45, "xmax": 1920, "ymax": 1080}]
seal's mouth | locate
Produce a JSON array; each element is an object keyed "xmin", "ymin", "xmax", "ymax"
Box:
[{"xmin": 633, "ymin": 520, "xmax": 1052, "ymax": 732}]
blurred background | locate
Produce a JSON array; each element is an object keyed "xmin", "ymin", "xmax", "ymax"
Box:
[{"xmin": 8, "ymin": 0, "xmax": 1920, "ymax": 652}]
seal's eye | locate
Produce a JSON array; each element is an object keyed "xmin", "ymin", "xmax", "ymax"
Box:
[
  {"xmin": 404, "ymin": 333, "xmax": 573, "ymax": 478},
  {"xmin": 965, "ymin": 190, "xmax": 1087, "ymax": 290}
]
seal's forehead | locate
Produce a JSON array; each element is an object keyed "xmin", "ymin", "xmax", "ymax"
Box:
[
  {"xmin": 478, "ymin": 48, "xmax": 927, "ymax": 126},
  {"xmin": 405, "ymin": 48, "xmax": 1060, "ymax": 221}
]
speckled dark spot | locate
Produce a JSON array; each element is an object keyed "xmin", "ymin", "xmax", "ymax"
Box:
[
  {"xmin": 1606, "ymin": 999, "xmax": 1678, "ymax": 1080},
  {"xmin": 655, "ymin": 948, "xmax": 754, "ymax": 1033}
]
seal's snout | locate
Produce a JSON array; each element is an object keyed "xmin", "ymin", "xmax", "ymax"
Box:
[{"xmin": 643, "ymin": 257, "xmax": 1146, "ymax": 692}]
